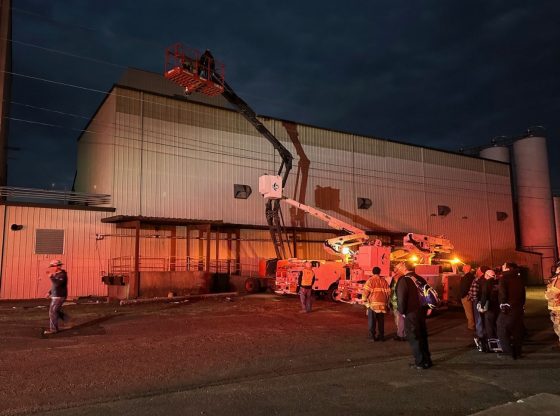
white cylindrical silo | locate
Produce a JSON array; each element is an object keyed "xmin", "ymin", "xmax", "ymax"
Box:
[
  {"xmin": 479, "ymin": 146, "xmax": 510, "ymax": 163},
  {"xmin": 513, "ymin": 132, "xmax": 557, "ymax": 281}
]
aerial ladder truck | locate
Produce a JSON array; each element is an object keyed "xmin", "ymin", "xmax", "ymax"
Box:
[
  {"xmin": 164, "ymin": 44, "xmax": 294, "ymax": 258},
  {"xmin": 164, "ymin": 44, "xmax": 295, "ymax": 291},
  {"xmin": 164, "ymin": 44, "xmax": 459, "ymax": 302},
  {"xmin": 259, "ymin": 174, "xmax": 391, "ymax": 302}
]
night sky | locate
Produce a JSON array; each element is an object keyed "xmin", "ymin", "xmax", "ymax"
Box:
[{"xmin": 7, "ymin": 0, "xmax": 560, "ymax": 193}]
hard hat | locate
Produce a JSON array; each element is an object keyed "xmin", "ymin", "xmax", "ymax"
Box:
[
  {"xmin": 484, "ymin": 269, "xmax": 496, "ymax": 279},
  {"xmin": 49, "ymin": 259, "xmax": 63, "ymax": 267}
]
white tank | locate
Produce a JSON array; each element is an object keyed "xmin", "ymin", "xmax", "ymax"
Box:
[
  {"xmin": 513, "ymin": 132, "xmax": 557, "ymax": 280},
  {"xmin": 479, "ymin": 146, "xmax": 510, "ymax": 163}
]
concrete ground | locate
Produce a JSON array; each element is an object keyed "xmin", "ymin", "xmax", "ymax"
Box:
[{"xmin": 1, "ymin": 288, "xmax": 559, "ymax": 416}]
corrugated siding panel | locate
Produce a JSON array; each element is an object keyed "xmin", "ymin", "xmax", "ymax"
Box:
[
  {"xmin": 239, "ymin": 230, "xmax": 275, "ymax": 270},
  {"xmin": 83, "ymin": 86, "xmax": 520, "ymax": 270},
  {"xmin": 114, "ymin": 89, "xmax": 142, "ymax": 215},
  {"xmin": 353, "ymin": 136, "xmax": 387, "ymax": 231},
  {"xmin": 75, "ymin": 92, "xmax": 116, "ymax": 198},
  {"xmin": 424, "ymin": 149, "xmax": 483, "ymax": 172},
  {"xmin": 114, "ymin": 89, "xmax": 276, "ymax": 222},
  {"xmin": 282, "ymin": 125, "xmax": 355, "ymax": 230},
  {"xmin": 0, "ymin": 207, "xmax": 114, "ymax": 299},
  {"xmin": 382, "ymin": 142, "xmax": 427, "ymax": 232}
]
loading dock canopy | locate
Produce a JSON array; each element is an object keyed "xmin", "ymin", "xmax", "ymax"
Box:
[{"xmin": 101, "ymin": 215, "xmax": 224, "ymax": 229}]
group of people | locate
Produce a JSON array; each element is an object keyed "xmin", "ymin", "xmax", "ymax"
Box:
[
  {"xmin": 359, "ymin": 261, "xmax": 433, "ymax": 370},
  {"xmin": 297, "ymin": 259, "xmax": 528, "ymax": 369},
  {"xmin": 460, "ymin": 262, "xmax": 526, "ymax": 359}
]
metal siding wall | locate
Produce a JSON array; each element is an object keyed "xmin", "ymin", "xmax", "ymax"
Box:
[
  {"xmin": 74, "ymin": 92, "xmax": 116, "ymax": 198},
  {"xmin": 81, "ymin": 86, "xmax": 521, "ymax": 271},
  {"xmin": 114, "ymin": 88, "xmax": 142, "ymax": 215},
  {"xmin": 284, "ymin": 125, "xmax": 355, "ymax": 229},
  {"xmin": 128, "ymin": 92, "xmax": 276, "ymax": 222},
  {"xmin": 0, "ymin": 206, "xmax": 114, "ymax": 299},
  {"xmin": 485, "ymin": 163, "xmax": 518, "ymax": 267},
  {"xmin": 383, "ymin": 142, "xmax": 427, "ymax": 232},
  {"xmin": 294, "ymin": 231, "xmax": 340, "ymax": 261},
  {"xmin": 424, "ymin": 150, "xmax": 490, "ymax": 263},
  {"xmin": 239, "ymin": 229, "xmax": 275, "ymax": 274},
  {"xmin": 353, "ymin": 136, "xmax": 388, "ymax": 231}
]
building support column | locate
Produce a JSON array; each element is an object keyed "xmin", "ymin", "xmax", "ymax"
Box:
[
  {"xmin": 205, "ymin": 224, "xmax": 211, "ymax": 272},
  {"xmin": 130, "ymin": 220, "xmax": 141, "ymax": 299},
  {"xmin": 215, "ymin": 227, "xmax": 220, "ymax": 273}
]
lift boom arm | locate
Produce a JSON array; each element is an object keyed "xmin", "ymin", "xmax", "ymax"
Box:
[{"xmin": 163, "ymin": 45, "xmax": 294, "ymax": 259}]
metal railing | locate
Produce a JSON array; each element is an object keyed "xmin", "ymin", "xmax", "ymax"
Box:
[
  {"xmin": 108, "ymin": 256, "xmax": 259, "ymax": 276},
  {"xmin": 0, "ymin": 187, "xmax": 111, "ymax": 206}
]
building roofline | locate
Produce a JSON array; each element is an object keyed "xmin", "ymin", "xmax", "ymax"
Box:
[
  {"xmin": 109, "ymin": 76, "xmax": 509, "ymax": 166},
  {"xmin": 0, "ymin": 201, "xmax": 116, "ymax": 212}
]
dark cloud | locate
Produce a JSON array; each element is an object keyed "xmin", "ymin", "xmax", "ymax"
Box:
[{"xmin": 7, "ymin": 0, "xmax": 560, "ymax": 191}]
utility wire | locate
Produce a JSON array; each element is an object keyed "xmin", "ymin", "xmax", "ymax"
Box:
[
  {"xmin": 7, "ymin": 94, "xmax": 523, "ymax": 191},
  {"xmin": 9, "ymin": 114, "xmax": 548, "ymax": 202}
]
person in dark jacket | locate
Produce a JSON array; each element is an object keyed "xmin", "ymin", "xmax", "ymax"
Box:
[
  {"xmin": 396, "ymin": 262, "xmax": 432, "ymax": 369},
  {"xmin": 497, "ymin": 262, "xmax": 526, "ymax": 359},
  {"xmin": 389, "ymin": 266, "xmax": 406, "ymax": 341},
  {"xmin": 460, "ymin": 264, "xmax": 476, "ymax": 331},
  {"xmin": 199, "ymin": 49, "xmax": 215, "ymax": 79},
  {"xmin": 44, "ymin": 259, "xmax": 68, "ymax": 334},
  {"xmin": 468, "ymin": 266, "xmax": 489, "ymax": 351},
  {"xmin": 479, "ymin": 269, "xmax": 500, "ymax": 346}
]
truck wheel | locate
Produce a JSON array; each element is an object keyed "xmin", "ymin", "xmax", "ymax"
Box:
[
  {"xmin": 245, "ymin": 278, "xmax": 260, "ymax": 294},
  {"xmin": 326, "ymin": 284, "xmax": 339, "ymax": 302}
]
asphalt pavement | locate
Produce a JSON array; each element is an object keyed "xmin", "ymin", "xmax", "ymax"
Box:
[{"xmin": 1, "ymin": 288, "xmax": 559, "ymax": 416}]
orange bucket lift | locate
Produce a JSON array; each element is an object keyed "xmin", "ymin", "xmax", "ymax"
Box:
[{"xmin": 164, "ymin": 43, "xmax": 225, "ymax": 96}]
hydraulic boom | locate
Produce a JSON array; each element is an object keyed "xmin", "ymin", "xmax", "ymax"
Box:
[{"xmin": 164, "ymin": 44, "xmax": 294, "ymax": 259}]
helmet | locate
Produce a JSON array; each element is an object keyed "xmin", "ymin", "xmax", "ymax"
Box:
[
  {"xmin": 484, "ymin": 269, "xmax": 496, "ymax": 279},
  {"xmin": 49, "ymin": 259, "xmax": 63, "ymax": 267}
]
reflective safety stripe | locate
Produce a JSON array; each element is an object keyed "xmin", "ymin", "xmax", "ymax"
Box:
[{"xmin": 301, "ymin": 269, "xmax": 314, "ymax": 286}]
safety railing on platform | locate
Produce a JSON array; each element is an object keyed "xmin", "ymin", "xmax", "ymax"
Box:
[{"xmin": 108, "ymin": 256, "xmax": 260, "ymax": 276}]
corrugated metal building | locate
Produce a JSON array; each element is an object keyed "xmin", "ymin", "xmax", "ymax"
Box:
[
  {"xmin": 0, "ymin": 203, "xmax": 116, "ymax": 299},
  {"xmin": 0, "ymin": 68, "xmax": 543, "ymax": 299},
  {"xmin": 73, "ymin": 69, "xmax": 540, "ymax": 277}
]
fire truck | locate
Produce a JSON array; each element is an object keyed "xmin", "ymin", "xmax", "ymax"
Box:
[
  {"xmin": 259, "ymin": 174, "xmax": 391, "ymax": 301},
  {"xmin": 259, "ymin": 175, "xmax": 460, "ymax": 305},
  {"xmin": 336, "ymin": 233, "xmax": 459, "ymax": 306},
  {"xmin": 164, "ymin": 45, "xmax": 460, "ymax": 301}
]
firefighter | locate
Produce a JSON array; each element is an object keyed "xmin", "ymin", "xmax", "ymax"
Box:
[
  {"xmin": 297, "ymin": 262, "xmax": 315, "ymax": 313},
  {"xmin": 362, "ymin": 266, "xmax": 391, "ymax": 341}
]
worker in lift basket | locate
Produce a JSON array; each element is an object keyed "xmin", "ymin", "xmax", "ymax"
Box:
[{"xmin": 297, "ymin": 262, "xmax": 316, "ymax": 313}]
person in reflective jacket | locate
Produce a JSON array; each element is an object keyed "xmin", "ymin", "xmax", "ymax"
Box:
[
  {"xmin": 362, "ymin": 266, "xmax": 391, "ymax": 341},
  {"xmin": 297, "ymin": 262, "xmax": 316, "ymax": 313}
]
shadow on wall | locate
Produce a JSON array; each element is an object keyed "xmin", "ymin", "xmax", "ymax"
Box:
[
  {"xmin": 283, "ymin": 121, "xmax": 310, "ymax": 228},
  {"xmin": 314, "ymin": 185, "xmax": 391, "ymax": 233}
]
